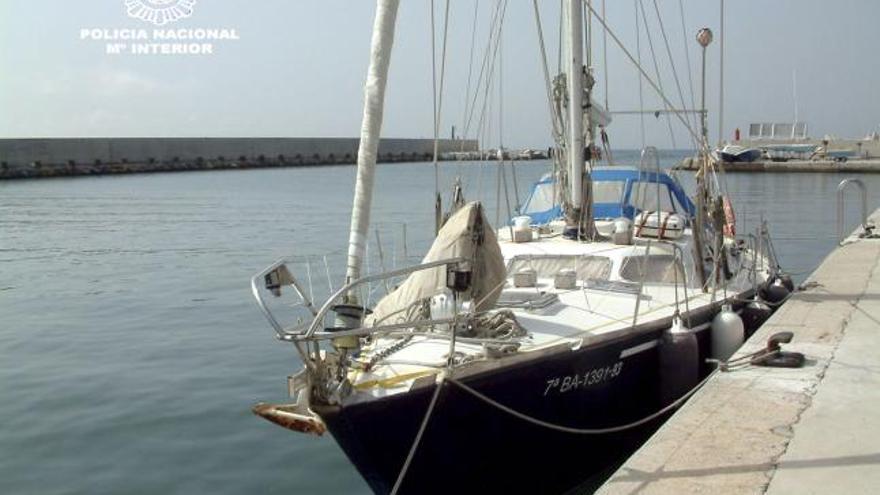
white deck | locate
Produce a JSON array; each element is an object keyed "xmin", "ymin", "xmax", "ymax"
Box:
[{"xmin": 345, "ymin": 228, "xmax": 765, "ymax": 400}]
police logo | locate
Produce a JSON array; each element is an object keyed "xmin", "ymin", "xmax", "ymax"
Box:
[{"xmin": 125, "ymin": 0, "xmax": 197, "ymax": 26}]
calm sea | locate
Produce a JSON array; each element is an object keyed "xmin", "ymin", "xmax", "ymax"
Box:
[{"xmin": 2, "ymin": 151, "xmax": 877, "ymax": 494}]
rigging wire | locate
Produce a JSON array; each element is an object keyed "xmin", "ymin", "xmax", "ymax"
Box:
[
  {"xmin": 583, "ymin": 0, "xmax": 595, "ymax": 179},
  {"xmin": 637, "ymin": 0, "xmax": 677, "ymax": 149},
  {"xmin": 719, "ymin": 0, "xmax": 725, "ymax": 144},
  {"xmin": 634, "ymin": 0, "xmax": 646, "ymax": 148},
  {"xmin": 483, "ymin": 81, "xmax": 494, "ymax": 159},
  {"xmin": 473, "ymin": 1, "xmax": 509, "ymax": 151},
  {"xmin": 430, "ymin": 0, "xmax": 452, "ymax": 229},
  {"xmin": 462, "ymin": 0, "xmax": 505, "ymax": 140},
  {"xmin": 651, "ymin": 0, "xmax": 698, "ymax": 150},
  {"xmin": 530, "ymin": 0, "xmax": 564, "ymax": 143},
  {"xmin": 678, "ymin": 0, "xmax": 699, "ymax": 141},
  {"xmin": 584, "ymin": 1, "xmax": 703, "ymax": 146},
  {"xmin": 501, "ymin": 161, "xmax": 515, "ymax": 236},
  {"xmin": 494, "ymin": 122, "xmax": 502, "ymax": 226},
  {"xmin": 584, "ymin": 0, "xmax": 592, "ymax": 69},
  {"xmin": 557, "ymin": 0, "xmax": 563, "ymax": 76},
  {"xmin": 430, "ymin": 0, "xmax": 438, "ymax": 197},
  {"xmin": 456, "ymin": 0, "xmax": 480, "ymax": 186},
  {"xmin": 497, "ymin": 21, "xmax": 510, "ymax": 225},
  {"xmin": 511, "ymin": 162, "xmax": 520, "ymax": 212},
  {"xmin": 495, "ymin": 24, "xmax": 521, "ymax": 215},
  {"xmin": 498, "ymin": 20, "xmax": 504, "ymax": 153},
  {"xmin": 461, "ymin": 0, "xmax": 480, "ymax": 151},
  {"xmin": 601, "ymin": 0, "xmax": 609, "ymax": 112}
]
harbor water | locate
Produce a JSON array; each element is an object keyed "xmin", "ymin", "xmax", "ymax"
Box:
[{"xmin": 2, "ymin": 150, "xmax": 877, "ymax": 494}]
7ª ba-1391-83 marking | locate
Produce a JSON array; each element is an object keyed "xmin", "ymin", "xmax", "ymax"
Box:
[{"xmin": 544, "ymin": 361, "xmax": 624, "ymax": 396}]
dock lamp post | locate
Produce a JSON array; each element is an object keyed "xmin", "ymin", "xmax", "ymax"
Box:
[{"xmin": 697, "ymin": 27, "xmax": 713, "ymax": 146}]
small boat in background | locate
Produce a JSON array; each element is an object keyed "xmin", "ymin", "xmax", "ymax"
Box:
[
  {"xmin": 762, "ymin": 143, "xmax": 819, "ymax": 162},
  {"xmin": 714, "ymin": 144, "xmax": 763, "ymax": 163},
  {"xmin": 819, "ymin": 147, "xmax": 857, "ymax": 162}
]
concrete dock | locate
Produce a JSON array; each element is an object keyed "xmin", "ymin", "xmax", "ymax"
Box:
[
  {"xmin": 598, "ymin": 209, "xmax": 880, "ymax": 494},
  {"xmin": 675, "ymin": 158, "xmax": 880, "ymax": 173}
]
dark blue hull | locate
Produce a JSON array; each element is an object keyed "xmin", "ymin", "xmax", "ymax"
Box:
[{"xmin": 314, "ymin": 301, "xmax": 758, "ymax": 494}]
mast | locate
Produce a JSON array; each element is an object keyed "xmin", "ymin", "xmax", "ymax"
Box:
[
  {"xmin": 698, "ymin": 28, "xmax": 712, "ymax": 145},
  {"xmin": 694, "ymin": 27, "xmax": 713, "ymax": 291},
  {"xmin": 344, "ymin": 0, "xmax": 400, "ymax": 294},
  {"xmin": 565, "ymin": 0, "xmax": 586, "ymax": 231}
]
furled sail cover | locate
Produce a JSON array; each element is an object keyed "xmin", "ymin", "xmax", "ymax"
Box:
[{"xmin": 368, "ymin": 201, "xmax": 506, "ymax": 326}]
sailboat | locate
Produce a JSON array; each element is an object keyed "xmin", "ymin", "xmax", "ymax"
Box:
[{"xmin": 249, "ymin": 1, "xmax": 789, "ymax": 493}]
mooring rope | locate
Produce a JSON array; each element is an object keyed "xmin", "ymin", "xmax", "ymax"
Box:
[
  {"xmin": 388, "ymin": 366, "xmax": 722, "ymax": 494},
  {"xmin": 385, "ymin": 340, "xmax": 784, "ymax": 494},
  {"xmin": 389, "ymin": 377, "xmax": 446, "ymax": 495},
  {"xmin": 446, "ymin": 370, "xmax": 717, "ymax": 435},
  {"xmin": 386, "ymin": 298, "xmax": 783, "ymax": 489}
]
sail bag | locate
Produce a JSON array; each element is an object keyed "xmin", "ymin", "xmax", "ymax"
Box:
[{"xmin": 368, "ymin": 201, "xmax": 506, "ymax": 326}]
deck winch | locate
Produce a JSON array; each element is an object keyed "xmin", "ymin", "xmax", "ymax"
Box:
[{"xmin": 328, "ymin": 303, "xmax": 371, "ymax": 351}]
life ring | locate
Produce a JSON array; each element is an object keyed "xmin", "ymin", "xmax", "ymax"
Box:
[{"xmin": 723, "ymin": 196, "xmax": 736, "ymax": 237}]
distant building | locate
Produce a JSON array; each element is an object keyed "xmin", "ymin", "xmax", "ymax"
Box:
[{"xmin": 747, "ymin": 122, "xmax": 808, "ymax": 140}]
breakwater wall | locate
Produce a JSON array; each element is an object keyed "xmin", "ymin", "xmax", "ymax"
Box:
[{"xmin": 0, "ymin": 137, "xmax": 478, "ymax": 180}]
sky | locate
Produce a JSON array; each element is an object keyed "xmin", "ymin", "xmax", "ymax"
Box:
[{"xmin": 1, "ymin": 0, "xmax": 878, "ymax": 149}]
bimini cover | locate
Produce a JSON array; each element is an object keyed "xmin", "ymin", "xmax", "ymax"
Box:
[
  {"xmin": 368, "ymin": 202, "xmax": 506, "ymax": 326},
  {"xmin": 518, "ymin": 173, "xmax": 562, "ymax": 224},
  {"xmin": 519, "ymin": 168, "xmax": 697, "ymax": 223}
]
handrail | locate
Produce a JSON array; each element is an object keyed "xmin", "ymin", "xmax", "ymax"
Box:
[
  {"xmin": 251, "ymin": 258, "xmax": 316, "ymax": 338},
  {"xmin": 253, "ymin": 256, "xmax": 469, "ymax": 340},
  {"xmin": 837, "ymin": 178, "xmax": 868, "ymax": 243},
  {"xmin": 303, "ymin": 316, "xmax": 456, "ymax": 341},
  {"xmin": 303, "ymin": 256, "xmax": 467, "ymax": 338}
]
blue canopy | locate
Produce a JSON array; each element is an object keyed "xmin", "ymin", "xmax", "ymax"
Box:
[{"xmin": 518, "ymin": 167, "xmax": 696, "ymax": 224}]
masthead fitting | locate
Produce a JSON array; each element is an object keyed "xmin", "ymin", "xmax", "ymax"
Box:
[{"xmin": 696, "ymin": 28, "xmax": 713, "ymax": 48}]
